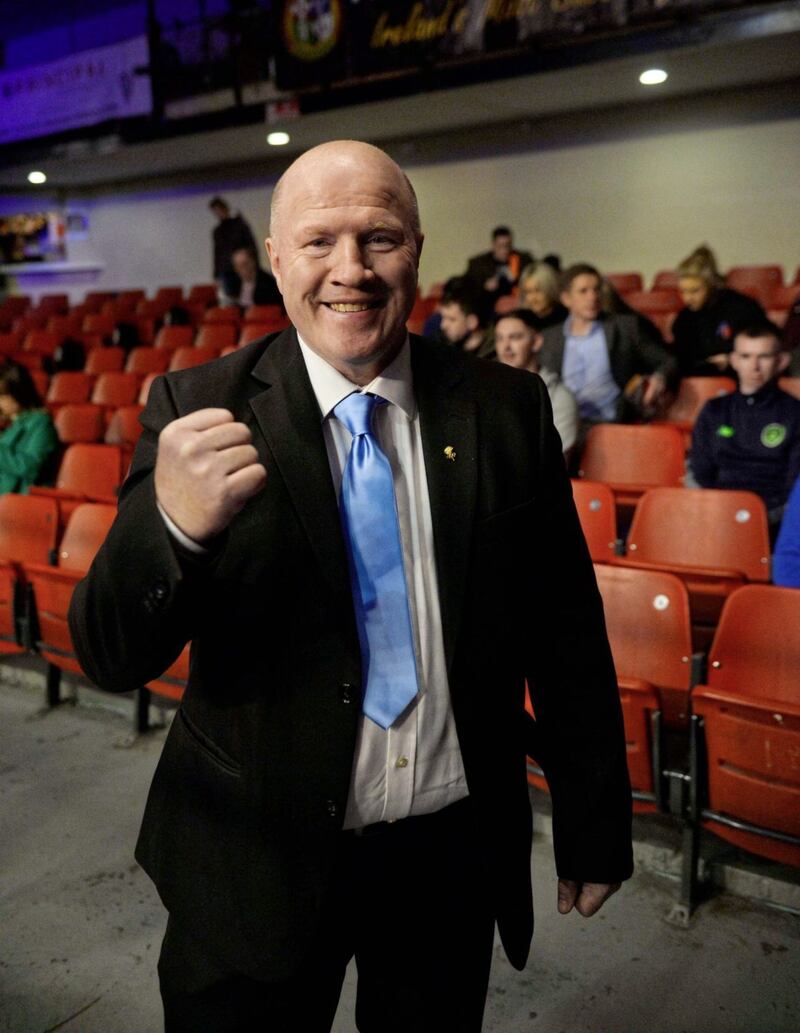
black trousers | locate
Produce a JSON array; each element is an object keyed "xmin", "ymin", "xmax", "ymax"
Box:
[{"xmin": 158, "ymin": 798, "xmax": 496, "ymax": 1032}]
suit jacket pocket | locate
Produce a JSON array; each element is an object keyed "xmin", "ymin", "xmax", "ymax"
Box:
[
  {"xmin": 178, "ymin": 708, "xmax": 242, "ymax": 777},
  {"xmin": 478, "ymin": 497, "xmax": 537, "ymax": 548}
]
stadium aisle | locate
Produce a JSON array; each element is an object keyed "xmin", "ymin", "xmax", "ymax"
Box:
[{"xmin": 0, "ymin": 678, "xmax": 797, "ymax": 1033}]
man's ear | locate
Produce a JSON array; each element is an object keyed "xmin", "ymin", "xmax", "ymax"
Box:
[
  {"xmin": 778, "ymin": 350, "xmax": 791, "ymax": 374},
  {"xmin": 560, "ymin": 290, "xmax": 571, "ymax": 309},
  {"xmin": 466, "ymin": 314, "xmax": 479, "ymax": 334},
  {"xmin": 265, "ymin": 238, "xmax": 282, "ymax": 291}
]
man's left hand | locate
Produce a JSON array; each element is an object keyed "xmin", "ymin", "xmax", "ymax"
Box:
[
  {"xmin": 642, "ymin": 372, "xmax": 667, "ymax": 408},
  {"xmin": 557, "ymin": 878, "xmax": 621, "ymax": 917}
]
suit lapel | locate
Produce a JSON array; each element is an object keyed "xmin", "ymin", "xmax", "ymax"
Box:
[
  {"xmin": 411, "ymin": 338, "xmax": 477, "ymax": 675},
  {"xmin": 247, "ymin": 329, "xmax": 350, "ymax": 601}
]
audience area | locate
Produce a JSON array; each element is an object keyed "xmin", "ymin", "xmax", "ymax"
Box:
[{"xmin": 0, "ymin": 257, "xmax": 799, "ymax": 924}]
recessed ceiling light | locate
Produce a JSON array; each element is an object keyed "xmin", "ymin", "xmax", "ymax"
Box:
[
  {"xmin": 28, "ymin": 170, "xmax": 47, "ymax": 184},
  {"xmin": 267, "ymin": 132, "xmax": 290, "ymax": 146},
  {"xmin": 639, "ymin": 69, "xmax": 668, "ymax": 86}
]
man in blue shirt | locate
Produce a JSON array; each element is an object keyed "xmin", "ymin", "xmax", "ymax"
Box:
[
  {"xmin": 539, "ymin": 264, "xmax": 675, "ymax": 425},
  {"xmin": 691, "ymin": 321, "xmax": 800, "ymax": 524}
]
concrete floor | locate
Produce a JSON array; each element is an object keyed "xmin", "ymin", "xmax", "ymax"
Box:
[{"xmin": 1, "ymin": 676, "xmax": 798, "ymax": 1033}]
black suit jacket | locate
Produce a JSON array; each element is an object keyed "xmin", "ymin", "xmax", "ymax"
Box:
[
  {"xmin": 465, "ymin": 249, "xmax": 534, "ymax": 299},
  {"xmin": 539, "ymin": 313, "xmax": 677, "ymax": 422},
  {"xmin": 69, "ymin": 329, "xmax": 632, "ymax": 980}
]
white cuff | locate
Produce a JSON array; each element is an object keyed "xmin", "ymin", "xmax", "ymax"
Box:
[{"xmin": 156, "ymin": 500, "xmax": 209, "ymax": 555}]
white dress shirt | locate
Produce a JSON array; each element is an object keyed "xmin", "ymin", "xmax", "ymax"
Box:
[{"xmin": 158, "ymin": 336, "xmax": 468, "ymax": 830}]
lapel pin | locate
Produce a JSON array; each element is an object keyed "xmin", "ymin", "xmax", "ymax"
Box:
[{"xmin": 444, "ymin": 446, "xmax": 456, "ymax": 462}]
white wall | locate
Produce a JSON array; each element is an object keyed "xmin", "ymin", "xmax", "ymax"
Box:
[{"xmin": 4, "ymin": 112, "xmax": 799, "ymax": 302}]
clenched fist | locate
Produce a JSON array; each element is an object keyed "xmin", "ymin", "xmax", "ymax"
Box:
[{"xmin": 155, "ymin": 408, "xmax": 267, "ymax": 544}]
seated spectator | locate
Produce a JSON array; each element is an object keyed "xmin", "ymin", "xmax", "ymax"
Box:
[
  {"xmin": 690, "ymin": 322, "xmax": 800, "ymax": 525},
  {"xmin": 672, "ymin": 244, "xmax": 765, "ymax": 377},
  {"xmin": 48, "ymin": 336, "xmax": 85, "ymax": 374},
  {"xmin": 112, "ymin": 322, "xmax": 141, "ymax": 354},
  {"xmin": 0, "ymin": 362, "xmax": 58, "ymax": 495},
  {"xmin": 519, "ymin": 261, "xmax": 568, "ymax": 332},
  {"xmin": 494, "ymin": 309, "xmax": 578, "ymax": 455},
  {"xmin": 439, "ymin": 283, "xmax": 494, "ymax": 358},
  {"xmin": 773, "ymin": 475, "xmax": 800, "ymax": 587},
  {"xmin": 464, "ymin": 226, "xmax": 533, "ymax": 308},
  {"xmin": 220, "ymin": 247, "xmax": 282, "ymax": 309},
  {"xmin": 538, "ymin": 263, "xmax": 675, "ymax": 425}
]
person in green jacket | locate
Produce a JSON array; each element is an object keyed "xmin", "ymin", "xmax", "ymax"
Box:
[{"xmin": 0, "ymin": 362, "xmax": 58, "ymax": 495}]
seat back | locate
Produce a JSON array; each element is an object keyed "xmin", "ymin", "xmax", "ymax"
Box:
[
  {"xmin": 91, "ymin": 371, "xmax": 141, "ymax": 408},
  {"xmin": 202, "ymin": 306, "xmax": 240, "ymax": 325},
  {"xmin": 169, "ymin": 346, "xmax": 218, "ymax": 371},
  {"xmin": 54, "ymin": 404, "xmax": 106, "ymax": 443},
  {"xmin": 56, "ymin": 503, "xmax": 117, "ymax": 571},
  {"xmin": 23, "ymin": 329, "xmax": 62, "ymax": 356},
  {"xmin": 570, "ymin": 480, "xmax": 618, "ymax": 562},
  {"xmin": 105, "ymin": 405, "xmax": 144, "ymax": 450},
  {"xmin": 154, "ymin": 286, "xmax": 185, "ymax": 308},
  {"xmin": 195, "ymin": 324, "xmax": 236, "ymax": 351},
  {"xmin": 82, "ymin": 313, "xmax": 116, "ymax": 336},
  {"xmin": 56, "ymin": 444, "xmax": 123, "ymax": 497},
  {"xmin": 244, "ymin": 304, "xmax": 284, "ymax": 325},
  {"xmin": 778, "ymin": 377, "xmax": 800, "ymax": 401},
  {"xmin": 154, "ymin": 325, "xmax": 193, "ymax": 352},
  {"xmin": 0, "ymin": 494, "xmax": 59, "ymax": 564},
  {"xmin": 187, "ymin": 284, "xmax": 218, "ymax": 306},
  {"xmin": 664, "ymin": 377, "xmax": 736, "ymax": 426},
  {"xmin": 705, "ymin": 585, "xmax": 800, "ymax": 704},
  {"xmin": 125, "ymin": 346, "xmax": 170, "ymax": 375},
  {"xmin": 605, "ymin": 272, "xmax": 643, "ymax": 295},
  {"xmin": 626, "ymin": 487, "xmax": 770, "ymax": 582},
  {"xmin": 578, "ymin": 424, "xmax": 685, "ymax": 490},
  {"xmin": 84, "ymin": 347, "xmax": 125, "ymax": 375},
  {"xmin": 47, "ymin": 372, "xmax": 93, "ymax": 407},
  {"xmin": 726, "ymin": 265, "xmax": 783, "ymax": 293}
]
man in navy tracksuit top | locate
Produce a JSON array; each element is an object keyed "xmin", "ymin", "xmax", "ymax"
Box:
[{"xmin": 691, "ymin": 322, "xmax": 800, "ymax": 525}]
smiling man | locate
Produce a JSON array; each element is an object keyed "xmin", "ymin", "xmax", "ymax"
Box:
[{"xmin": 69, "ymin": 141, "xmax": 632, "ymax": 1033}]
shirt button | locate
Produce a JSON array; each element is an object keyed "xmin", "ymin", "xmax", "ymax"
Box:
[
  {"xmin": 340, "ymin": 683, "xmax": 356, "ymax": 704},
  {"xmin": 325, "ymin": 800, "xmax": 339, "ymax": 819},
  {"xmin": 395, "ymin": 756, "xmax": 409, "ymax": 769}
]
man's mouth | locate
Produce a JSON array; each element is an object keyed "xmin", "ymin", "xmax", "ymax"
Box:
[{"xmin": 325, "ymin": 301, "xmax": 382, "ymax": 313}]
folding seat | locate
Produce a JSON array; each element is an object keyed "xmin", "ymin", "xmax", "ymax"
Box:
[
  {"xmin": 154, "ymin": 324, "xmax": 193, "ymax": 352},
  {"xmin": 0, "ymin": 494, "xmax": 59, "ymax": 654},
  {"xmin": 46, "ymin": 372, "xmax": 93, "ymax": 411},
  {"xmin": 84, "ymin": 291, "xmax": 115, "ymax": 311},
  {"xmin": 118, "ymin": 289, "xmax": 146, "ymax": 309},
  {"xmin": 125, "ymin": 346, "xmax": 170, "ymax": 376},
  {"xmin": 90, "ymin": 371, "xmax": 141, "ymax": 411},
  {"xmin": 154, "ymin": 286, "xmax": 185, "ymax": 308},
  {"xmin": 0, "ymin": 331, "xmax": 22, "ymax": 356},
  {"xmin": 622, "ymin": 289, "xmax": 681, "ymax": 315},
  {"xmin": 726, "ymin": 265, "xmax": 783, "ymax": 296},
  {"xmin": 658, "ymin": 376, "xmax": 736, "ymax": 448},
  {"xmin": 135, "ymin": 316, "xmax": 156, "ymax": 346},
  {"xmin": 407, "ymin": 296, "xmax": 437, "ymax": 335},
  {"xmin": 169, "ymin": 346, "xmax": 219, "ymax": 371},
  {"xmin": 0, "ymin": 295, "xmax": 31, "ymax": 323},
  {"xmin": 138, "ymin": 373, "xmax": 160, "ymax": 406},
  {"xmin": 195, "ymin": 323, "xmax": 236, "ymax": 352},
  {"xmin": 595, "ymin": 563, "xmax": 694, "ymax": 736},
  {"xmin": 768, "ymin": 284, "xmax": 799, "ymax": 311},
  {"xmin": 577, "ymin": 423, "xmax": 685, "ymax": 510},
  {"xmin": 30, "ymin": 443, "xmax": 123, "ymax": 530},
  {"xmin": 30, "ymin": 370, "xmax": 50, "ymax": 400},
  {"xmin": 187, "ymin": 284, "xmax": 218, "ymax": 307},
  {"xmin": 13, "ymin": 312, "xmax": 48, "ymax": 336},
  {"xmin": 244, "ymin": 304, "xmax": 284, "ymax": 325},
  {"xmin": 238, "ymin": 324, "xmax": 271, "ymax": 347},
  {"xmin": 652, "ymin": 270, "xmax": 680, "ymax": 291},
  {"xmin": 83, "ymin": 347, "xmax": 125, "ymax": 375},
  {"xmin": 24, "ymin": 503, "xmax": 117, "ymax": 705},
  {"xmin": 136, "ymin": 299, "xmax": 166, "ymax": 321},
  {"xmin": 605, "ymin": 272, "xmax": 643, "ymax": 295},
  {"xmin": 47, "ymin": 313, "xmax": 84, "ymax": 337},
  {"xmin": 22, "ymin": 329, "xmax": 63, "ymax": 359},
  {"xmin": 766, "ymin": 309, "xmax": 787, "ymax": 329},
  {"xmin": 36, "ymin": 294, "xmax": 69, "ymax": 317},
  {"xmin": 570, "ymin": 479, "xmax": 619, "ymax": 563},
  {"xmin": 105, "ymin": 404, "xmax": 144, "ymax": 466},
  {"xmin": 778, "ymin": 377, "xmax": 800, "ymax": 401},
  {"xmin": 493, "ymin": 296, "xmax": 517, "ymax": 316},
  {"xmin": 82, "ymin": 313, "xmax": 116, "ymax": 338},
  {"xmin": 614, "ymin": 486, "xmax": 770, "ymax": 646},
  {"xmin": 54, "ymin": 404, "xmax": 106, "ymax": 444},
  {"xmin": 202, "ymin": 306, "xmax": 240, "ymax": 325},
  {"xmin": 13, "ymin": 352, "xmax": 43, "ymax": 372},
  {"xmin": 649, "ymin": 311, "xmax": 677, "ymax": 344},
  {"xmin": 690, "ymin": 584, "xmax": 800, "ymax": 867}
]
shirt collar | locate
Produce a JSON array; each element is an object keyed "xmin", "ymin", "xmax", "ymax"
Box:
[
  {"xmin": 564, "ymin": 315, "xmax": 601, "ymax": 337},
  {"xmin": 297, "ymin": 334, "xmax": 416, "ymax": 421}
]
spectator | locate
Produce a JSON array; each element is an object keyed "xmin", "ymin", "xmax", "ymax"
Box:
[
  {"xmin": 439, "ymin": 282, "xmax": 494, "ymax": 358},
  {"xmin": 672, "ymin": 244, "xmax": 765, "ymax": 377},
  {"xmin": 219, "ymin": 247, "xmax": 282, "ymax": 309},
  {"xmin": 209, "ymin": 196, "xmax": 257, "ymax": 283},
  {"xmin": 539, "ymin": 263, "xmax": 675, "ymax": 425},
  {"xmin": 465, "ymin": 226, "xmax": 533, "ymax": 308},
  {"xmin": 495, "ymin": 309, "xmax": 578, "ymax": 455},
  {"xmin": 690, "ymin": 322, "xmax": 800, "ymax": 524},
  {"xmin": 773, "ymin": 475, "xmax": 800, "ymax": 587},
  {"xmin": 519, "ymin": 261, "xmax": 567, "ymax": 332},
  {"xmin": 0, "ymin": 362, "xmax": 58, "ymax": 495}
]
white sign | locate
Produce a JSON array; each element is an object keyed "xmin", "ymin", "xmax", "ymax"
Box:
[{"xmin": 0, "ymin": 36, "xmax": 152, "ymax": 145}]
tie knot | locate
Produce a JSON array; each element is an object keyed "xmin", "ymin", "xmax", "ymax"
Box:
[{"xmin": 334, "ymin": 392, "xmax": 381, "ymax": 437}]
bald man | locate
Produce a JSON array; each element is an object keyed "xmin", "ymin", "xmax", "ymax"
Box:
[{"xmin": 70, "ymin": 141, "xmax": 632, "ymax": 1032}]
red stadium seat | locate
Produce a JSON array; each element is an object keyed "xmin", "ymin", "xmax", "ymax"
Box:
[
  {"xmin": 125, "ymin": 346, "xmax": 171, "ymax": 376},
  {"xmin": 154, "ymin": 325, "xmax": 193, "ymax": 352},
  {"xmin": 195, "ymin": 324, "xmax": 236, "ymax": 352},
  {"xmin": 187, "ymin": 284, "xmax": 218, "ymax": 307},
  {"xmin": 24, "ymin": 503, "xmax": 117, "ymax": 705},
  {"xmin": 577, "ymin": 424, "xmax": 685, "ymax": 510},
  {"xmin": 169, "ymin": 346, "xmax": 219, "ymax": 371},
  {"xmin": 23, "ymin": 329, "xmax": 63, "ymax": 358},
  {"xmin": 622, "ymin": 289, "xmax": 682, "ymax": 315},
  {"xmin": 82, "ymin": 313, "xmax": 116, "ymax": 337},
  {"xmin": 31, "ymin": 370, "xmax": 50, "ymax": 400},
  {"xmin": 652, "ymin": 270, "xmax": 680, "ymax": 291},
  {"xmin": 105, "ymin": 404, "xmax": 144, "ymax": 466},
  {"xmin": 46, "ymin": 372, "xmax": 93, "ymax": 411},
  {"xmin": 726, "ymin": 265, "xmax": 783, "ymax": 294},
  {"xmin": 154, "ymin": 286, "xmax": 185, "ymax": 308},
  {"xmin": 690, "ymin": 585, "xmax": 800, "ymax": 867},
  {"xmin": 54, "ymin": 404, "xmax": 106, "ymax": 444},
  {"xmin": 238, "ymin": 324, "xmax": 272, "ymax": 347},
  {"xmin": 605, "ymin": 272, "xmax": 643, "ymax": 295},
  {"xmin": 84, "ymin": 348, "xmax": 125, "ymax": 375},
  {"xmin": 202, "ymin": 306, "xmax": 240, "ymax": 325},
  {"xmin": 90, "ymin": 371, "xmax": 141, "ymax": 410},
  {"xmin": 659, "ymin": 377, "xmax": 736, "ymax": 448},
  {"xmin": 35, "ymin": 294, "xmax": 69, "ymax": 316},
  {"xmin": 768, "ymin": 285, "xmax": 799, "ymax": 311},
  {"xmin": 570, "ymin": 479, "xmax": 619, "ymax": 563},
  {"xmin": 244, "ymin": 304, "xmax": 284, "ymax": 325},
  {"xmin": 0, "ymin": 494, "xmax": 59, "ymax": 654},
  {"xmin": 614, "ymin": 486, "xmax": 770, "ymax": 647},
  {"xmin": 778, "ymin": 377, "xmax": 800, "ymax": 401},
  {"xmin": 30, "ymin": 443, "xmax": 123, "ymax": 530},
  {"xmin": 47, "ymin": 313, "xmax": 84, "ymax": 337}
]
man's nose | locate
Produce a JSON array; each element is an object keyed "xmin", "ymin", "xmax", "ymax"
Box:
[{"xmin": 330, "ymin": 239, "xmax": 373, "ymax": 285}]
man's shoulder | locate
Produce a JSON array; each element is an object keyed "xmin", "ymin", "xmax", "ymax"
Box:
[{"xmin": 411, "ymin": 335, "xmax": 542, "ymax": 398}]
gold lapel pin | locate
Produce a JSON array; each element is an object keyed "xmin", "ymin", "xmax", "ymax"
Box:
[{"xmin": 444, "ymin": 446, "xmax": 456, "ymax": 462}]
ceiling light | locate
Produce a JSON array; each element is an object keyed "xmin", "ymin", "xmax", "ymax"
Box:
[
  {"xmin": 639, "ymin": 69, "xmax": 668, "ymax": 86},
  {"xmin": 267, "ymin": 132, "xmax": 290, "ymax": 146},
  {"xmin": 28, "ymin": 170, "xmax": 47, "ymax": 184}
]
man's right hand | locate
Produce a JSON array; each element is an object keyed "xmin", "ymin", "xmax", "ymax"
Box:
[{"xmin": 154, "ymin": 408, "xmax": 267, "ymax": 544}]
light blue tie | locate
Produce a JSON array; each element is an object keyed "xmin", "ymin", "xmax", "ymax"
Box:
[{"xmin": 334, "ymin": 391, "xmax": 419, "ymax": 729}]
